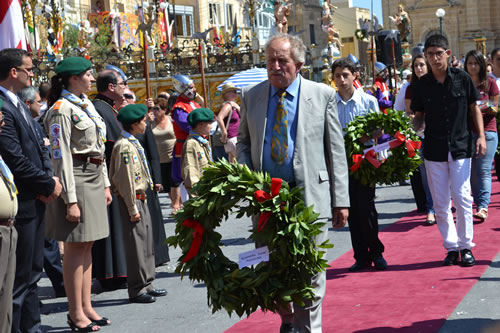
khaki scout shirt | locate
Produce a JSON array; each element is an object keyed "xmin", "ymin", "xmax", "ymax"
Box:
[
  {"xmin": 109, "ymin": 135, "xmax": 150, "ymax": 217},
  {"xmin": 181, "ymin": 135, "xmax": 211, "ymax": 192},
  {"xmin": 0, "ymin": 156, "xmax": 17, "ymax": 219},
  {"xmin": 44, "ymin": 98, "xmax": 110, "ymax": 204}
]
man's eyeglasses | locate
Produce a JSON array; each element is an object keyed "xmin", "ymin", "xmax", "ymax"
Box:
[
  {"xmin": 426, "ymin": 50, "xmax": 447, "ymax": 59},
  {"xmin": 16, "ymin": 67, "xmax": 34, "ymax": 75},
  {"xmin": 115, "ymin": 81, "xmax": 127, "ymax": 87}
]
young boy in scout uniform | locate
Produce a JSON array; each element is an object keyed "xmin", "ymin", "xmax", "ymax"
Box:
[
  {"xmin": 109, "ymin": 104, "xmax": 167, "ymax": 304},
  {"xmin": 0, "ymin": 99, "xmax": 18, "ymax": 332},
  {"xmin": 181, "ymin": 108, "xmax": 214, "ymax": 196}
]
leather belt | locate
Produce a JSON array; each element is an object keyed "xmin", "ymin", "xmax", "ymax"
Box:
[
  {"xmin": 136, "ymin": 193, "xmax": 147, "ymax": 201},
  {"xmin": 0, "ymin": 218, "xmax": 15, "ymax": 227},
  {"xmin": 72, "ymin": 154, "xmax": 105, "ymax": 166}
]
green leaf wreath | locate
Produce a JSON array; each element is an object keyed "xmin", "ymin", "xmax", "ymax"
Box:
[
  {"xmin": 344, "ymin": 109, "xmax": 422, "ymax": 187},
  {"xmin": 166, "ymin": 160, "xmax": 332, "ymax": 317}
]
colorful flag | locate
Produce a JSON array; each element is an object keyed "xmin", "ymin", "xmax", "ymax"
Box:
[{"xmin": 0, "ymin": 0, "xmax": 27, "ymax": 50}]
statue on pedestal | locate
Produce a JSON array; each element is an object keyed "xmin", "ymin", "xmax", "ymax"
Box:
[
  {"xmin": 388, "ymin": 3, "xmax": 411, "ymax": 42},
  {"xmin": 321, "ymin": 0, "xmax": 343, "ymax": 50},
  {"xmin": 274, "ymin": 0, "xmax": 290, "ymax": 34}
]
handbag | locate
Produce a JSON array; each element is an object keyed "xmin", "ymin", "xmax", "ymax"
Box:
[{"xmin": 212, "ymin": 103, "xmax": 234, "ymax": 147}]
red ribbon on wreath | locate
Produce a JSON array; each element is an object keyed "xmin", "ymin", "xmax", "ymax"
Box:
[
  {"xmin": 389, "ymin": 131, "xmax": 422, "ymax": 157},
  {"xmin": 182, "ymin": 219, "xmax": 204, "ymax": 263},
  {"xmin": 254, "ymin": 178, "xmax": 282, "ymax": 232},
  {"xmin": 349, "ymin": 150, "xmax": 382, "ymax": 171}
]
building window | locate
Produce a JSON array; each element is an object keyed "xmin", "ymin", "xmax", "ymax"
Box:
[
  {"xmin": 226, "ymin": 4, "xmax": 233, "ymax": 27},
  {"xmin": 341, "ymin": 37, "xmax": 354, "ymax": 43},
  {"xmin": 309, "ymin": 24, "xmax": 316, "ymax": 45},
  {"xmin": 170, "ymin": 5, "xmax": 194, "ymax": 37},
  {"xmin": 209, "ymin": 3, "xmax": 220, "ymax": 25}
]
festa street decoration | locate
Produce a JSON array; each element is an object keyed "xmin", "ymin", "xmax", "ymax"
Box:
[
  {"xmin": 344, "ymin": 109, "xmax": 422, "ymax": 187},
  {"xmin": 167, "ymin": 160, "xmax": 332, "ymax": 317}
]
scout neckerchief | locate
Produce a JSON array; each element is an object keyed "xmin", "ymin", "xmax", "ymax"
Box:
[
  {"xmin": 61, "ymin": 89, "xmax": 107, "ymax": 143},
  {"xmin": 0, "ymin": 155, "xmax": 17, "ymax": 198},
  {"xmin": 189, "ymin": 132, "xmax": 213, "ymax": 162},
  {"xmin": 121, "ymin": 130, "xmax": 153, "ymax": 190}
]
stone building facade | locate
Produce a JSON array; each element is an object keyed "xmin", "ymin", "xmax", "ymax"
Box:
[{"xmin": 382, "ymin": 0, "xmax": 500, "ymax": 57}]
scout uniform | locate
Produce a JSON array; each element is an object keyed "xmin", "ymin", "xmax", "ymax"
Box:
[
  {"xmin": 109, "ymin": 104, "xmax": 164, "ymax": 302},
  {"xmin": 181, "ymin": 108, "xmax": 214, "ymax": 195},
  {"xmin": 0, "ymin": 99, "xmax": 18, "ymax": 332},
  {"xmin": 43, "ymin": 57, "xmax": 110, "ymax": 242}
]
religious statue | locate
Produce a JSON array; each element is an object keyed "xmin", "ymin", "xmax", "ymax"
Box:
[
  {"xmin": 77, "ymin": 20, "xmax": 92, "ymax": 49},
  {"xmin": 274, "ymin": 0, "xmax": 290, "ymax": 34},
  {"xmin": 388, "ymin": 3, "xmax": 411, "ymax": 42},
  {"xmin": 321, "ymin": 0, "xmax": 343, "ymax": 49}
]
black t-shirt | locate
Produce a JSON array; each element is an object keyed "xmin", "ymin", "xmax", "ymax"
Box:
[{"xmin": 410, "ymin": 67, "xmax": 481, "ymax": 162}]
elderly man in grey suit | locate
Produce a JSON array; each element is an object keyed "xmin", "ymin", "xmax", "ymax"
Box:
[{"xmin": 237, "ymin": 33, "xmax": 349, "ymax": 333}]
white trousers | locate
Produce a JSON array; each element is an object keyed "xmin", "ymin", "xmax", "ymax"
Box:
[{"xmin": 425, "ymin": 153, "xmax": 475, "ymax": 251}]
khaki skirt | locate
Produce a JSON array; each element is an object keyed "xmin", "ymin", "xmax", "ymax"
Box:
[{"xmin": 45, "ymin": 159, "xmax": 110, "ymax": 242}]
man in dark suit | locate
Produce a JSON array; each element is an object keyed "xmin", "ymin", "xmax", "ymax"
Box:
[{"xmin": 0, "ymin": 48, "xmax": 62, "ymax": 332}]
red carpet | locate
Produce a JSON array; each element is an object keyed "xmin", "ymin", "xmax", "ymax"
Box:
[{"xmin": 226, "ymin": 178, "xmax": 500, "ymax": 333}]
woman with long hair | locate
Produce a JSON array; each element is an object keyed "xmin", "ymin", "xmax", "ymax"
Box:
[
  {"xmin": 405, "ymin": 54, "xmax": 436, "ymax": 225},
  {"xmin": 464, "ymin": 49, "xmax": 499, "ymax": 221},
  {"xmin": 44, "ymin": 57, "xmax": 112, "ymax": 332}
]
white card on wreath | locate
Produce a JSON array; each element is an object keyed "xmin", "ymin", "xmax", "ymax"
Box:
[{"xmin": 238, "ymin": 246, "xmax": 269, "ymax": 269}]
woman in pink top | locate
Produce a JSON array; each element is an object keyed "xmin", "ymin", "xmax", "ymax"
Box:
[
  {"xmin": 216, "ymin": 83, "xmax": 241, "ymax": 163},
  {"xmin": 465, "ymin": 50, "xmax": 499, "ymax": 221}
]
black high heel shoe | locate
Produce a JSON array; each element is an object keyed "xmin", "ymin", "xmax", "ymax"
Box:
[{"xmin": 67, "ymin": 314, "xmax": 100, "ymax": 332}]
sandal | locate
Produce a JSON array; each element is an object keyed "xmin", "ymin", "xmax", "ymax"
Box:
[
  {"xmin": 67, "ymin": 314, "xmax": 100, "ymax": 332},
  {"xmin": 474, "ymin": 208, "xmax": 488, "ymax": 221}
]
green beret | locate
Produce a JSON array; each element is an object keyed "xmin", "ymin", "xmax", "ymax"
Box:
[
  {"xmin": 55, "ymin": 57, "xmax": 92, "ymax": 76},
  {"xmin": 188, "ymin": 108, "xmax": 214, "ymax": 127},
  {"xmin": 117, "ymin": 104, "xmax": 148, "ymax": 125}
]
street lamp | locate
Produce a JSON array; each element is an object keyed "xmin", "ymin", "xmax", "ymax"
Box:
[{"xmin": 436, "ymin": 8, "xmax": 445, "ymax": 35}]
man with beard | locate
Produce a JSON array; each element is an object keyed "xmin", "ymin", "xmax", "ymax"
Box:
[
  {"xmin": 170, "ymin": 74, "xmax": 201, "ymax": 207},
  {"xmin": 367, "ymin": 62, "xmax": 393, "ymax": 113}
]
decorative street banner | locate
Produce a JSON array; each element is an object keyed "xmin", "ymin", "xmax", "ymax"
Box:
[{"xmin": 88, "ymin": 11, "xmax": 140, "ymax": 48}]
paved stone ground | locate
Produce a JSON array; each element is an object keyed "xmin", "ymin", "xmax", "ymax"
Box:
[{"xmin": 37, "ymin": 183, "xmax": 500, "ymax": 332}]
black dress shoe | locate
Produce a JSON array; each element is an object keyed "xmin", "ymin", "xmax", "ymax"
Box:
[
  {"xmin": 130, "ymin": 293, "xmax": 156, "ymax": 303},
  {"xmin": 279, "ymin": 323, "xmax": 295, "ymax": 333},
  {"xmin": 425, "ymin": 219, "xmax": 436, "ymax": 226},
  {"xmin": 349, "ymin": 261, "xmax": 372, "ymax": 272},
  {"xmin": 443, "ymin": 251, "xmax": 459, "ymax": 266},
  {"xmin": 460, "ymin": 249, "xmax": 476, "ymax": 267},
  {"xmin": 148, "ymin": 288, "xmax": 167, "ymax": 297},
  {"xmin": 373, "ymin": 255, "xmax": 387, "ymax": 270}
]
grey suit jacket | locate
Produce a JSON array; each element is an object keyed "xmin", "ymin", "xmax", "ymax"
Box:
[{"xmin": 237, "ymin": 77, "xmax": 349, "ymax": 219}]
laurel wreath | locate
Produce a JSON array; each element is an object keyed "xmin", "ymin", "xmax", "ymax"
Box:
[
  {"xmin": 354, "ymin": 29, "xmax": 366, "ymax": 40},
  {"xmin": 344, "ymin": 109, "xmax": 422, "ymax": 187},
  {"xmin": 166, "ymin": 160, "xmax": 332, "ymax": 317}
]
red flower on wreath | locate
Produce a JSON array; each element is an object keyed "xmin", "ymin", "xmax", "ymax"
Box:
[{"xmin": 254, "ymin": 178, "xmax": 282, "ymax": 232}]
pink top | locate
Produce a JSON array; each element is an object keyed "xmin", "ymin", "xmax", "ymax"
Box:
[
  {"xmin": 223, "ymin": 102, "xmax": 241, "ymax": 138},
  {"xmin": 474, "ymin": 76, "xmax": 499, "ymax": 133}
]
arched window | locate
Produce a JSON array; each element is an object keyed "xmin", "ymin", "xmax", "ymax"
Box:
[{"xmin": 423, "ymin": 29, "xmax": 446, "ymax": 43}]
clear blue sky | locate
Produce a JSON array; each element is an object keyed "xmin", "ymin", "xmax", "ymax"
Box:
[{"xmin": 351, "ymin": 0, "xmax": 383, "ymax": 21}]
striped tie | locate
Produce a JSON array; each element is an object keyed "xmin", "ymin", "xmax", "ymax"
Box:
[{"xmin": 271, "ymin": 90, "xmax": 288, "ymax": 164}]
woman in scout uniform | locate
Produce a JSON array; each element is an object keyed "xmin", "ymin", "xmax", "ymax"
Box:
[
  {"xmin": 181, "ymin": 108, "xmax": 214, "ymax": 195},
  {"xmin": 44, "ymin": 57, "xmax": 112, "ymax": 332},
  {"xmin": 109, "ymin": 104, "xmax": 167, "ymax": 304}
]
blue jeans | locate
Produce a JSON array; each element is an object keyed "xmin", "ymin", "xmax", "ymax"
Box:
[{"xmin": 471, "ymin": 131, "xmax": 498, "ymax": 209}]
